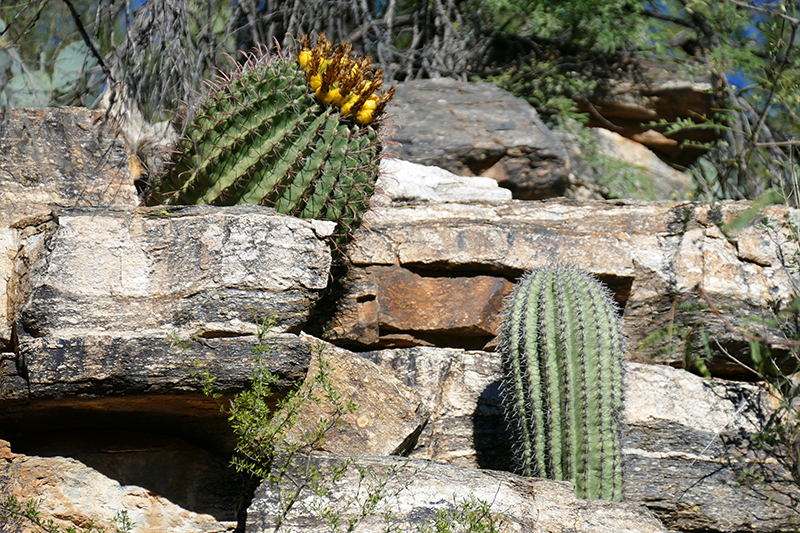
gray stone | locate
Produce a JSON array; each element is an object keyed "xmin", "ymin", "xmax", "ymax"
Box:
[
  {"xmin": 0, "ymin": 108, "xmax": 138, "ymax": 230},
  {"xmin": 389, "ymin": 78, "xmax": 571, "ymax": 199},
  {"xmin": 246, "ymin": 452, "xmax": 669, "ymax": 533},
  {"xmin": 13, "ymin": 333, "xmax": 312, "ymax": 400},
  {"xmin": 18, "ymin": 205, "xmax": 331, "ymax": 339}
]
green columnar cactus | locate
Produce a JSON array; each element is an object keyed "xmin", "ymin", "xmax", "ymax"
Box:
[
  {"xmin": 145, "ymin": 35, "xmax": 393, "ymax": 249},
  {"xmin": 499, "ymin": 265, "xmax": 624, "ymax": 501}
]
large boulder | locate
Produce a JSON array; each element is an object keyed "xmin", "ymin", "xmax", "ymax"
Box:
[
  {"xmin": 17, "ymin": 205, "xmax": 332, "ymax": 339},
  {"xmin": 389, "ymin": 78, "xmax": 572, "ymax": 199}
]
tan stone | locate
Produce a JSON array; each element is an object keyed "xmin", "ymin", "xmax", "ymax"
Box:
[
  {"xmin": 19, "ymin": 205, "xmax": 331, "ymax": 338},
  {"xmin": 591, "ymin": 127, "xmax": 692, "ymax": 200},
  {"xmin": 364, "ymin": 346, "xmax": 797, "ymax": 532},
  {"xmin": 0, "ymin": 442, "xmax": 229, "ymax": 533},
  {"xmin": 282, "ymin": 336, "xmax": 428, "ymax": 457},
  {"xmin": 0, "ymin": 108, "xmax": 138, "ymax": 230},
  {"xmin": 0, "ymin": 228, "xmax": 15, "ymax": 343},
  {"xmin": 339, "ymin": 199, "xmax": 799, "ymax": 375},
  {"xmin": 248, "ymin": 452, "xmax": 670, "ymax": 533}
]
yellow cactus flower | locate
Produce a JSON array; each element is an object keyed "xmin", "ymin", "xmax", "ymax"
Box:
[
  {"xmin": 360, "ymin": 95, "xmax": 378, "ymax": 112},
  {"xmin": 326, "ymin": 87, "xmax": 345, "ymax": 107},
  {"xmin": 356, "ymin": 108, "xmax": 374, "ymax": 125},
  {"xmin": 298, "ymin": 50, "xmax": 312, "ymax": 69},
  {"xmin": 340, "ymin": 93, "xmax": 358, "ymax": 115},
  {"xmin": 298, "ymin": 33, "xmax": 393, "ymax": 124}
]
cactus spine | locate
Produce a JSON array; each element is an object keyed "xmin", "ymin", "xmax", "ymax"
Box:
[
  {"xmin": 145, "ymin": 35, "xmax": 393, "ymax": 249},
  {"xmin": 499, "ymin": 265, "xmax": 624, "ymax": 501}
]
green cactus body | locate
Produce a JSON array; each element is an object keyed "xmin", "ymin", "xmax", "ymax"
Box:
[
  {"xmin": 145, "ymin": 38, "xmax": 390, "ymax": 248},
  {"xmin": 499, "ymin": 265, "xmax": 624, "ymax": 501}
]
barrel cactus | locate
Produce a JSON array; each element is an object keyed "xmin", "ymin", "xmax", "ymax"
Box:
[
  {"xmin": 498, "ymin": 265, "xmax": 624, "ymax": 501},
  {"xmin": 145, "ymin": 34, "xmax": 393, "ymax": 249}
]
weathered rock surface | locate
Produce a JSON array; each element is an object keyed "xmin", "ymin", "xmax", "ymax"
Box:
[
  {"xmin": 562, "ymin": 127, "xmax": 693, "ymax": 201},
  {"xmin": 360, "ymin": 346, "xmax": 798, "ymax": 532},
  {"xmin": 389, "ymin": 78, "xmax": 571, "ymax": 199},
  {"xmin": 1, "ymin": 333, "xmax": 319, "ymax": 515},
  {"xmin": 17, "ymin": 205, "xmax": 332, "ymax": 339},
  {"xmin": 0, "ymin": 440, "xmax": 232, "ymax": 533},
  {"xmin": 1, "ymin": 333, "xmax": 429, "ymax": 529},
  {"xmin": 0, "ymin": 108, "xmax": 138, "ymax": 227},
  {"xmin": 278, "ymin": 335, "xmax": 429, "ymax": 458},
  {"xmin": 579, "ymin": 61, "xmax": 717, "ymax": 165},
  {"xmin": 247, "ymin": 452, "xmax": 669, "ymax": 533},
  {"xmin": 377, "ymin": 158, "xmax": 512, "ymax": 205},
  {"xmin": 327, "ymin": 200, "xmax": 798, "ymax": 377},
  {"xmin": 0, "ymin": 107, "xmax": 138, "ymax": 346}
]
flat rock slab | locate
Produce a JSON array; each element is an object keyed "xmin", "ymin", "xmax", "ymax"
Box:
[
  {"xmin": 335, "ymin": 199, "xmax": 798, "ymax": 374},
  {"xmin": 362, "ymin": 346, "xmax": 798, "ymax": 532},
  {"xmin": 389, "ymin": 78, "xmax": 571, "ymax": 199},
  {"xmin": 246, "ymin": 452, "xmax": 669, "ymax": 533},
  {"xmin": 0, "ymin": 107, "xmax": 136, "ymax": 347},
  {"xmin": 10, "ymin": 333, "xmax": 313, "ymax": 401},
  {"xmin": 19, "ymin": 205, "xmax": 332, "ymax": 339}
]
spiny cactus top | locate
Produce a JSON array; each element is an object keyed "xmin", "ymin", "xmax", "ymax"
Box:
[
  {"xmin": 499, "ymin": 265, "xmax": 624, "ymax": 501},
  {"xmin": 145, "ymin": 34, "xmax": 393, "ymax": 251},
  {"xmin": 298, "ymin": 34, "xmax": 394, "ymax": 126}
]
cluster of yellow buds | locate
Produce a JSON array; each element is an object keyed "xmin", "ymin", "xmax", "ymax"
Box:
[{"xmin": 298, "ymin": 34, "xmax": 394, "ymax": 125}]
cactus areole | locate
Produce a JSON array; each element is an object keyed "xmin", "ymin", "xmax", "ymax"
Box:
[
  {"xmin": 145, "ymin": 34, "xmax": 394, "ymax": 249},
  {"xmin": 499, "ymin": 265, "xmax": 624, "ymax": 501}
]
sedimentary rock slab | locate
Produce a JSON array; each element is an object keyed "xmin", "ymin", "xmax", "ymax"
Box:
[
  {"xmin": 280, "ymin": 335, "xmax": 429, "ymax": 457},
  {"xmin": 337, "ymin": 199, "xmax": 798, "ymax": 375},
  {"xmin": 19, "ymin": 205, "xmax": 332, "ymax": 338},
  {"xmin": 0, "ymin": 440, "xmax": 231, "ymax": 533},
  {"xmin": 246, "ymin": 452, "xmax": 669, "ymax": 533},
  {"xmin": 13, "ymin": 333, "xmax": 313, "ymax": 400}
]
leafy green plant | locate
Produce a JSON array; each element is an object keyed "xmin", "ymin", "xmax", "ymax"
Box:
[
  {"xmin": 181, "ymin": 312, "xmax": 505, "ymax": 531},
  {"xmin": 498, "ymin": 265, "xmax": 624, "ymax": 501},
  {"xmin": 145, "ymin": 34, "xmax": 392, "ymax": 250},
  {"xmin": 415, "ymin": 496, "xmax": 504, "ymax": 533}
]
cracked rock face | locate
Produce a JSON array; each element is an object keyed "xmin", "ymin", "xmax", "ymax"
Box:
[{"xmin": 18, "ymin": 205, "xmax": 331, "ymax": 339}]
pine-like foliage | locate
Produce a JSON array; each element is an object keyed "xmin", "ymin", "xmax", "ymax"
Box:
[
  {"xmin": 499, "ymin": 265, "xmax": 624, "ymax": 501},
  {"xmin": 145, "ymin": 36, "xmax": 393, "ymax": 249}
]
